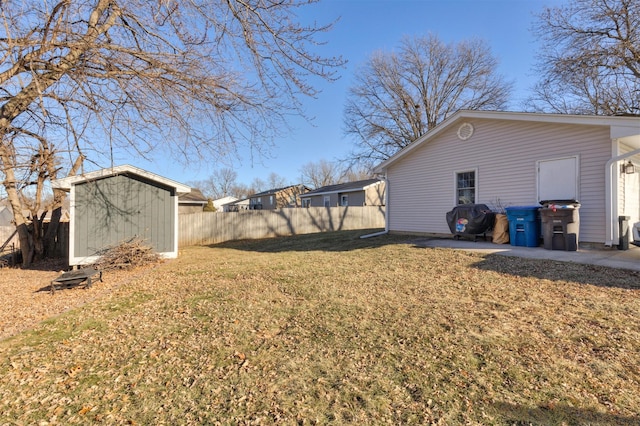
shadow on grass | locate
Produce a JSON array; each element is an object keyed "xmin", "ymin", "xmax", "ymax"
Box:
[
  {"xmin": 470, "ymin": 252, "xmax": 640, "ymax": 290},
  {"xmin": 20, "ymin": 258, "xmax": 69, "ymax": 272},
  {"xmin": 493, "ymin": 401, "xmax": 639, "ymax": 426},
  {"xmin": 208, "ymin": 229, "xmax": 406, "ymax": 253}
]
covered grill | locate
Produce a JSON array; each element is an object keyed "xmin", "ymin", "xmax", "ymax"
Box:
[{"xmin": 446, "ymin": 203, "xmax": 495, "ymax": 241}]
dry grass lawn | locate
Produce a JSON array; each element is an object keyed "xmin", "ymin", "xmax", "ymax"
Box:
[{"xmin": 1, "ymin": 230, "xmax": 639, "ymax": 425}]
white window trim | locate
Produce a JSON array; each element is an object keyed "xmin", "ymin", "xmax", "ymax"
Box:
[
  {"xmin": 323, "ymin": 195, "xmax": 331, "ymax": 207},
  {"xmin": 340, "ymin": 194, "xmax": 348, "ymax": 206},
  {"xmin": 453, "ymin": 168, "xmax": 479, "ymax": 206}
]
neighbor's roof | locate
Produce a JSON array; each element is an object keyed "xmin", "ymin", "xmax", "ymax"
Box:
[
  {"xmin": 227, "ymin": 198, "xmax": 250, "ymax": 205},
  {"xmin": 179, "ymin": 188, "xmax": 207, "ymax": 204},
  {"xmin": 250, "ymin": 184, "xmax": 311, "ymax": 197},
  {"xmin": 213, "ymin": 196, "xmax": 239, "ymax": 206},
  {"xmin": 374, "ymin": 110, "xmax": 640, "ymax": 173},
  {"xmin": 300, "ymin": 178, "xmax": 383, "ymax": 197},
  {"xmin": 51, "ymin": 164, "xmax": 191, "ymax": 194}
]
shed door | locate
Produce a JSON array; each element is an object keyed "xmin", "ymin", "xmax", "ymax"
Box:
[{"xmin": 537, "ymin": 156, "xmax": 579, "ymax": 202}]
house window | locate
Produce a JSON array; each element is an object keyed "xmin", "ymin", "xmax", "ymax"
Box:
[
  {"xmin": 302, "ymin": 199, "xmax": 310, "ymax": 208},
  {"xmin": 455, "ymin": 170, "xmax": 477, "ymax": 205},
  {"xmin": 251, "ymin": 197, "xmax": 262, "ymax": 210},
  {"xmin": 269, "ymin": 195, "xmax": 274, "ymax": 205},
  {"xmin": 340, "ymin": 195, "xmax": 348, "ymax": 206},
  {"xmin": 323, "ymin": 195, "xmax": 331, "ymax": 207}
]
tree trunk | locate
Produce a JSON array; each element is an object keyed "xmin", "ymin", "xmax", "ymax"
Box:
[
  {"xmin": 44, "ymin": 206, "xmax": 62, "ymax": 258},
  {"xmin": 0, "ymin": 153, "xmax": 34, "ymax": 265}
]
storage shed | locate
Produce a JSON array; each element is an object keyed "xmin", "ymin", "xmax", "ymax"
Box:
[{"xmin": 52, "ymin": 165, "xmax": 191, "ymax": 265}]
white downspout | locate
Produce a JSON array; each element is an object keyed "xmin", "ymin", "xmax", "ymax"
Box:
[
  {"xmin": 605, "ymin": 147, "xmax": 640, "ymax": 246},
  {"xmin": 361, "ymin": 173, "xmax": 389, "ymax": 239}
]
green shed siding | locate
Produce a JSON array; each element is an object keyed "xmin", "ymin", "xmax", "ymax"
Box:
[{"xmin": 74, "ymin": 174, "xmax": 175, "ymax": 257}]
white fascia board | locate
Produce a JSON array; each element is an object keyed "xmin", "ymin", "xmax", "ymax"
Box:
[{"xmin": 52, "ymin": 164, "xmax": 191, "ymax": 194}]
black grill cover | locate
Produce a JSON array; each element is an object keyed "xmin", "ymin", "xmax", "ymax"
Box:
[{"xmin": 446, "ymin": 204, "xmax": 495, "ymax": 236}]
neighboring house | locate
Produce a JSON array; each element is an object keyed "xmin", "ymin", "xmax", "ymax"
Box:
[
  {"xmin": 0, "ymin": 205, "xmax": 69, "ymax": 254},
  {"xmin": 0, "ymin": 206, "xmax": 18, "ymax": 251},
  {"xmin": 52, "ymin": 164, "xmax": 191, "ymax": 265},
  {"xmin": 225, "ymin": 198, "xmax": 250, "ymax": 212},
  {"xmin": 299, "ymin": 178, "xmax": 386, "ymax": 207},
  {"xmin": 0, "ymin": 206, "xmax": 14, "ymax": 227},
  {"xmin": 248, "ymin": 185, "xmax": 311, "ymax": 210},
  {"xmin": 0, "ymin": 205, "xmax": 70, "ymax": 225},
  {"xmin": 374, "ymin": 110, "xmax": 640, "ymax": 247},
  {"xmin": 179, "ymin": 188, "xmax": 208, "ymax": 214},
  {"xmin": 213, "ymin": 196, "xmax": 239, "ymax": 211}
]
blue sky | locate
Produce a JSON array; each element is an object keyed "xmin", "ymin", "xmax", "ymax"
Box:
[{"xmin": 138, "ymin": 0, "xmax": 567, "ymax": 189}]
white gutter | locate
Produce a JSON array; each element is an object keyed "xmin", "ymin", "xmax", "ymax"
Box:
[
  {"xmin": 605, "ymin": 147, "xmax": 640, "ymax": 246},
  {"xmin": 360, "ymin": 173, "xmax": 389, "ymax": 239}
]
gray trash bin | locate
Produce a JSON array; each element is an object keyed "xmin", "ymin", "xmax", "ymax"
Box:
[{"xmin": 540, "ymin": 200, "xmax": 580, "ymax": 251}]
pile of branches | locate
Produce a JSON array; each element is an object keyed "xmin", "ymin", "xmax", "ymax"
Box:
[{"xmin": 93, "ymin": 237, "xmax": 161, "ymax": 271}]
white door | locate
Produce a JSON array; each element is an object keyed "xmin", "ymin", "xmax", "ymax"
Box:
[{"xmin": 537, "ymin": 156, "xmax": 579, "ymax": 202}]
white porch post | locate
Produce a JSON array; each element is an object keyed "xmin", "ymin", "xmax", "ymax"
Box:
[{"xmin": 605, "ymin": 146, "xmax": 640, "ymax": 246}]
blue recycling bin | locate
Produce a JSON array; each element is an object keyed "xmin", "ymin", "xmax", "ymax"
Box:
[{"xmin": 505, "ymin": 206, "xmax": 541, "ymax": 247}]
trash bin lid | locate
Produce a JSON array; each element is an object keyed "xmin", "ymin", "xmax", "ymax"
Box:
[
  {"xmin": 506, "ymin": 205, "xmax": 540, "ymax": 210},
  {"xmin": 540, "ymin": 199, "xmax": 580, "ymax": 208}
]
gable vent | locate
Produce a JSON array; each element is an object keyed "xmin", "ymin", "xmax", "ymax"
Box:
[{"xmin": 457, "ymin": 122, "xmax": 474, "ymax": 141}]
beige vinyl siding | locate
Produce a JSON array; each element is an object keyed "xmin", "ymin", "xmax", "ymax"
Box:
[{"xmin": 387, "ymin": 118, "xmax": 612, "ymax": 243}]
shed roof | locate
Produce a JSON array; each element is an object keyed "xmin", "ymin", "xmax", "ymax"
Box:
[{"xmin": 51, "ymin": 164, "xmax": 191, "ymax": 194}]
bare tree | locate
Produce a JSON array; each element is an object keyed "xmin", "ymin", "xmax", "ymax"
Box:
[
  {"xmin": 299, "ymin": 159, "xmax": 343, "ymax": 188},
  {"xmin": 529, "ymin": 0, "xmax": 640, "ymax": 114},
  {"xmin": 341, "ymin": 163, "xmax": 373, "ymax": 183},
  {"xmin": 248, "ymin": 177, "xmax": 267, "ymax": 195},
  {"xmin": 266, "ymin": 172, "xmax": 288, "ymax": 189},
  {"xmin": 0, "ymin": 0, "xmax": 343, "ymax": 265},
  {"xmin": 229, "ymin": 182, "xmax": 252, "ymax": 199},
  {"xmin": 344, "ymin": 33, "xmax": 512, "ymax": 163},
  {"xmin": 191, "ymin": 167, "xmax": 239, "ymax": 199}
]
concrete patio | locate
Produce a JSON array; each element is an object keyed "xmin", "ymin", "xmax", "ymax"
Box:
[{"xmin": 417, "ymin": 238, "xmax": 640, "ymax": 272}]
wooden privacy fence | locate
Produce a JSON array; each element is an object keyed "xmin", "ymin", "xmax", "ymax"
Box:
[
  {"xmin": 179, "ymin": 206, "xmax": 386, "ymax": 246},
  {"xmin": 0, "ymin": 222, "xmax": 69, "ymax": 263}
]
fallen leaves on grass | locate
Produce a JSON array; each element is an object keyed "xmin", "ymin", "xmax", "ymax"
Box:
[{"xmin": 0, "ymin": 232, "xmax": 639, "ymax": 425}]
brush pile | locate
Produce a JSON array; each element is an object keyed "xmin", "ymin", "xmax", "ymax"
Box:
[{"xmin": 93, "ymin": 237, "xmax": 161, "ymax": 271}]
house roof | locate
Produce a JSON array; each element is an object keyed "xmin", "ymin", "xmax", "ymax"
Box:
[
  {"xmin": 227, "ymin": 198, "xmax": 250, "ymax": 205},
  {"xmin": 0, "ymin": 206, "xmax": 71, "ymax": 224},
  {"xmin": 179, "ymin": 188, "xmax": 207, "ymax": 205},
  {"xmin": 249, "ymin": 184, "xmax": 310, "ymax": 198},
  {"xmin": 374, "ymin": 110, "xmax": 640, "ymax": 173},
  {"xmin": 51, "ymin": 164, "xmax": 191, "ymax": 194},
  {"xmin": 213, "ymin": 196, "xmax": 239, "ymax": 207},
  {"xmin": 300, "ymin": 178, "xmax": 383, "ymax": 197}
]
